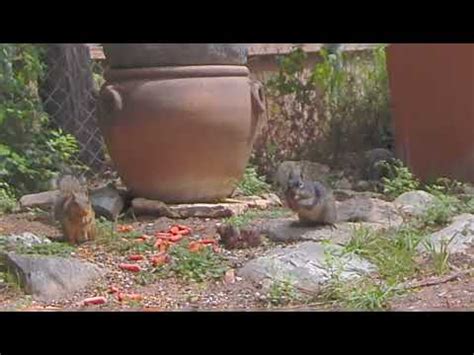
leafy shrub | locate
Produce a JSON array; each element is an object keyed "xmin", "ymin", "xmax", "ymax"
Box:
[
  {"xmin": 251, "ymin": 45, "xmax": 392, "ymax": 177},
  {"xmin": 237, "ymin": 166, "xmax": 271, "ymax": 196},
  {"xmin": 381, "ymin": 159, "xmax": 420, "ymax": 198},
  {"xmin": 0, "ymin": 44, "xmax": 83, "ymax": 197}
]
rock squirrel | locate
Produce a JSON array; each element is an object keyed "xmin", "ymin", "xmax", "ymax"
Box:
[{"xmin": 284, "ymin": 168, "xmax": 337, "ymax": 226}]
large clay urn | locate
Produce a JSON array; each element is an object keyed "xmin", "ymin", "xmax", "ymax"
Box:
[
  {"xmin": 98, "ymin": 44, "xmax": 265, "ymax": 203},
  {"xmin": 387, "ymin": 44, "xmax": 474, "ymax": 183}
]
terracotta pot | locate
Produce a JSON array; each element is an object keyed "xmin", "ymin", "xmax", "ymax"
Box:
[
  {"xmin": 98, "ymin": 65, "xmax": 266, "ymax": 203},
  {"xmin": 102, "ymin": 44, "xmax": 248, "ymax": 69},
  {"xmin": 387, "ymin": 44, "xmax": 474, "ymax": 183}
]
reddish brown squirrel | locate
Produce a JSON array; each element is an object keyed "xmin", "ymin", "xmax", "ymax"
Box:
[{"xmin": 53, "ymin": 175, "xmax": 96, "ymax": 245}]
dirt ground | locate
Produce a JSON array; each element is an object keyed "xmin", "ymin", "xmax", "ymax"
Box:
[{"xmin": 0, "ymin": 212, "xmax": 473, "ymax": 311}]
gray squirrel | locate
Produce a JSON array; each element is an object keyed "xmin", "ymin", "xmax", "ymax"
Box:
[{"xmin": 284, "ymin": 168, "xmax": 337, "ymax": 226}]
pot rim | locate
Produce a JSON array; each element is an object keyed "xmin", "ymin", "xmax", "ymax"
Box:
[{"xmin": 104, "ymin": 65, "xmax": 250, "ymax": 82}]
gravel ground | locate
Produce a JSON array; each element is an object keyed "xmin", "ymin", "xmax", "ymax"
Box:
[{"xmin": 0, "ymin": 211, "xmax": 473, "ymax": 311}]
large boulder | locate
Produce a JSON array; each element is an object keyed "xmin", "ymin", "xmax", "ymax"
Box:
[
  {"xmin": 417, "ymin": 214, "xmax": 474, "ymax": 256},
  {"xmin": 0, "ymin": 253, "xmax": 104, "ymax": 302},
  {"xmin": 238, "ymin": 242, "xmax": 376, "ymax": 293},
  {"xmin": 394, "ymin": 190, "xmax": 438, "ymax": 217}
]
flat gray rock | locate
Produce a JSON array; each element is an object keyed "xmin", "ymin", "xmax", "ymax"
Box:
[
  {"xmin": 0, "ymin": 253, "xmax": 104, "ymax": 302},
  {"xmin": 19, "ymin": 190, "xmax": 59, "ymax": 211},
  {"xmin": 418, "ymin": 214, "xmax": 474, "ymax": 256},
  {"xmin": 394, "ymin": 190, "xmax": 438, "ymax": 217},
  {"xmin": 336, "ymin": 197, "xmax": 403, "ymax": 227},
  {"xmin": 238, "ymin": 241, "xmax": 376, "ymax": 293},
  {"xmin": 259, "ymin": 218, "xmax": 385, "ymax": 245},
  {"xmin": 132, "ymin": 198, "xmax": 249, "ymax": 218},
  {"xmin": 333, "ymin": 189, "xmax": 386, "ymax": 201}
]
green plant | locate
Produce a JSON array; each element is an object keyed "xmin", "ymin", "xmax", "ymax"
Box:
[
  {"xmin": 422, "ymin": 235, "xmax": 455, "ymax": 276},
  {"xmin": 165, "ymin": 240, "xmax": 227, "ymax": 282},
  {"xmin": 134, "ymin": 271, "xmax": 159, "ymax": 286},
  {"xmin": 0, "ymin": 182, "xmax": 16, "ymax": 213},
  {"xmin": 419, "ymin": 195, "xmax": 462, "ymax": 228},
  {"xmin": 381, "ymin": 159, "xmax": 420, "ymax": 198},
  {"xmin": 344, "ymin": 225, "xmax": 423, "ymax": 283},
  {"xmin": 0, "ymin": 269, "xmax": 22, "ymax": 292},
  {"xmin": 321, "ymin": 276, "xmax": 396, "ymax": 310},
  {"xmin": 0, "ymin": 44, "xmax": 84, "ymax": 196},
  {"xmin": 237, "ymin": 166, "xmax": 271, "ymax": 196},
  {"xmin": 15, "ymin": 242, "xmax": 75, "ymax": 257},
  {"xmin": 266, "ymin": 279, "xmax": 301, "ymax": 306},
  {"xmin": 252, "ymin": 45, "xmax": 392, "ymax": 177}
]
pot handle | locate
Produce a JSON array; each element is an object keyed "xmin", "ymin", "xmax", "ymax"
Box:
[
  {"xmin": 249, "ymin": 79, "xmax": 267, "ymax": 144},
  {"xmin": 250, "ymin": 79, "xmax": 266, "ymax": 115},
  {"xmin": 99, "ymin": 85, "xmax": 123, "ymax": 120}
]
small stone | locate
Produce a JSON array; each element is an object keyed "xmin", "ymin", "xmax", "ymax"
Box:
[
  {"xmin": 19, "ymin": 190, "xmax": 59, "ymax": 211},
  {"xmin": 354, "ymin": 180, "xmax": 372, "ymax": 192},
  {"xmin": 224, "ymin": 269, "xmax": 236, "ymax": 284}
]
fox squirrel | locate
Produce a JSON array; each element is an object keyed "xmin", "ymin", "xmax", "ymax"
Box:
[
  {"xmin": 53, "ymin": 175, "xmax": 96, "ymax": 245},
  {"xmin": 284, "ymin": 168, "xmax": 337, "ymax": 226}
]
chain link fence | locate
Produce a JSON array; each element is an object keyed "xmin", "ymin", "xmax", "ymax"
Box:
[{"xmin": 38, "ymin": 44, "xmax": 109, "ymax": 179}]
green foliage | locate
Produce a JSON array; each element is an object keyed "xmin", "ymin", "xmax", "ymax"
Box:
[
  {"xmin": 0, "ymin": 44, "xmax": 83, "ymax": 196},
  {"xmin": 0, "ymin": 182, "xmax": 16, "ymax": 213},
  {"xmin": 321, "ymin": 276, "xmax": 397, "ymax": 310},
  {"xmin": 422, "ymin": 235, "xmax": 454, "ymax": 276},
  {"xmin": 420, "ymin": 194, "xmax": 462, "ymax": 228},
  {"xmin": 381, "ymin": 159, "xmax": 420, "ymax": 198},
  {"xmin": 344, "ymin": 225, "xmax": 423, "ymax": 283},
  {"xmin": 166, "ymin": 240, "xmax": 227, "ymax": 282},
  {"xmin": 0, "ymin": 237, "xmax": 74, "ymax": 257},
  {"xmin": 266, "ymin": 279, "xmax": 301, "ymax": 306},
  {"xmin": 425, "ymin": 177, "xmax": 465, "ymax": 197},
  {"xmin": 15, "ymin": 242, "xmax": 75, "ymax": 257},
  {"xmin": 252, "ymin": 45, "xmax": 392, "ymax": 176},
  {"xmin": 237, "ymin": 166, "xmax": 271, "ymax": 196}
]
